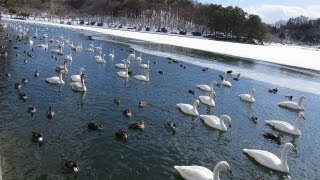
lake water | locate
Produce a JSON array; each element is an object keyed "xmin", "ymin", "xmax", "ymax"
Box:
[{"xmin": 0, "ymin": 21, "xmax": 319, "ymax": 179}]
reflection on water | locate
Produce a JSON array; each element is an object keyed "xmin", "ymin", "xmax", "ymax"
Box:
[{"xmin": 0, "ymin": 21, "xmax": 319, "ymax": 179}]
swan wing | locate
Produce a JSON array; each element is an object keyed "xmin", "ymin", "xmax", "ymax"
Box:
[
  {"xmin": 70, "ymin": 75, "xmax": 80, "ymax": 82},
  {"xmin": 277, "ymin": 101, "xmax": 301, "ymax": 110},
  {"xmin": 200, "ymin": 115, "xmax": 221, "ymax": 130},
  {"xmin": 174, "ymin": 166, "xmax": 213, "ymax": 180},
  {"xmin": 199, "ymin": 96, "xmax": 215, "ymax": 106},
  {"xmin": 46, "ymin": 77, "xmax": 61, "ymax": 84},
  {"xmin": 196, "ymin": 85, "xmax": 211, "ymax": 91},
  {"xmin": 266, "ymin": 120, "xmax": 296, "ymax": 134},
  {"xmin": 243, "ymin": 149, "xmax": 283, "ymax": 172},
  {"xmin": 134, "ymin": 75, "xmax": 146, "ymax": 81},
  {"xmin": 177, "ymin": 103, "xmax": 192, "ymax": 112}
]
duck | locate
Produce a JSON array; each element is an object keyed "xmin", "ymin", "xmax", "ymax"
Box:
[
  {"xmin": 138, "ymin": 100, "xmax": 147, "ymax": 107},
  {"xmin": 174, "ymin": 161, "xmax": 232, "ymax": 180},
  {"xmin": 123, "ymin": 109, "xmax": 132, "ymax": 117},
  {"xmin": 233, "ymin": 73, "xmax": 240, "ymax": 81},
  {"xmin": 268, "ymin": 88, "xmax": 278, "ymax": 94},
  {"xmin": 21, "ymin": 78, "xmax": 28, "ymax": 84},
  {"xmin": 266, "ymin": 112, "xmax": 305, "ymax": 136},
  {"xmin": 15, "ymin": 82, "xmax": 22, "ymax": 89},
  {"xmin": 129, "ymin": 120, "xmax": 145, "ymax": 130},
  {"xmin": 134, "ymin": 71, "xmax": 149, "ymax": 82},
  {"xmin": 19, "ymin": 93, "xmax": 27, "ymax": 101},
  {"xmin": 239, "ymin": 88, "xmax": 255, "ymax": 103},
  {"xmin": 87, "ymin": 122, "xmax": 103, "ymax": 131},
  {"xmin": 177, "ymin": 99, "xmax": 200, "ymax": 116},
  {"xmin": 140, "ymin": 61, "xmax": 150, "ymax": 69},
  {"xmin": 164, "ymin": 122, "xmax": 177, "ymax": 130},
  {"xmin": 70, "ymin": 67, "xmax": 86, "ymax": 82},
  {"xmin": 117, "ymin": 67, "xmax": 129, "ymax": 78},
  {"xmin": 277, "ymin": 96, "xmax": 305, "ymax": 111},
  {"xmin": 61, "ymin": 157, "xmax": 79, "ymax": 173},
  {"xmin": 46, "ymin": 71, "xmax": 65, "ymax": 85},
  {"xmin": 188, "ymin": 89, "xmax": 195, "ymax": 95},
  {"xmin": 34, "ymin": 70, "xmax": 39, "ymax": 77},
  {"xmin": 200, "ymin": 114, "xmax": 232, "ymax": 132},
  {"xmin": 32, "ymin": 132, "xmax": 43, "ymax": 142},
  {"xmin": 227, "ymin": 70, "xmax": 232, "ymax": 74},
  {"xmin": 46, "ymin": 107, "xmax": 55, "ymax": 119},
  {"xmin": 70, "ymin": 73, "xmax": 87, "ymax": 92},
  {"xmin": 285, "ymin": 95, "xmax": 293, "ymax": 101},
  {"xmin": 196, "ymin": 81, "xmax": 217, "ymax": 92},
  {"xmin": 27, "ymin": 106, "xmax": 36, "ymax": 114},
  {"xmin": 114, "ymin": 98, "xmax": 120, "ymax": 105},
  {"xmin": 199, "ymin": 91, "xmax": 216, "ymax": 106},
  {"xmin": 5, "ymin": 72, "xmax": 11, "ymax": 77},
  {"xmin": 263, "ymin": 132, "xmax": 282, "ymax": 145},
  {"xmin": 136, "ymin": 53, "xmax": 142, "ymax": 61},
  {"xmin": 158, "ymin": 70, "xmax": 164, "ymax": 74},
  {"xmin": 250, "ymin": 116, "xmax": 258, "ymax": 123},
  {"xmin": 243, "ymin": 143, "xmax": 295, "ymax": 173},
  {"xmin": 114, "ymin": 130, "xmax": 128, "ymax": 140}
]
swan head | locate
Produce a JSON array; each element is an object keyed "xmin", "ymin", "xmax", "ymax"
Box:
[
  {"xmin": 194, "ymin": 99, "xmax": 200, "ymax": 108},
  {"xmin": 284, "ymin": 143, "xmax": 296, "ymax": 153},
  {"xmin": 221, "ymin": 115, "xmax": 232, "ymax": 128},
  {"xmin": 216, "ymin": 161, "xmax": 232, "ymax": 174},
  {"xmin": 210, "ymin": 91, "xmax": 217, "ymax": 98},
  {"xmin": 297, "ymin": 112, "xmax": 305, "ymax": 120},
  {"xmin": 251, "ymin": 88, "xmax": 256, "ymax": 94}
]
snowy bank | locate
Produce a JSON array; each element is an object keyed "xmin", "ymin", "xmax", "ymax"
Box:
[{"xmin": 4, "ymin": 18, "xmax": 320, "ymax": 71}]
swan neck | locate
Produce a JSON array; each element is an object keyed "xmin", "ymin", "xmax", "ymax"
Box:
[
  {"xmin": 212, "ymin": 164, "xmax": 221, "ymax": 180},
  {"xmin": 193, "ymin": 101, "xmax": 198, "ymax": 109},
  {"xmin": 280, "ymin": 146, "xmax": 289, "ymax": 170},
  {"xmin": 293, "ymin": 116, "xmax": 301, "ymax": 131},
  {"xmin": 298, "ymin": 97, "xmax": 303, "ymax": 106}
]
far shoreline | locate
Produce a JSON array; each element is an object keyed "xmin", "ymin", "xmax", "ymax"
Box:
[{"xmin": 3, "ymin": 17, "xmax": 320, "ymax": 72}]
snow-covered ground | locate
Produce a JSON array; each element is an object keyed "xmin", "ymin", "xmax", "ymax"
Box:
[{"xmin": 3, "ymin": 17, "xmax": 320, "ymax": 71}]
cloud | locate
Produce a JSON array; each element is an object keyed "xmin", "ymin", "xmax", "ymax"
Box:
[{"xmin": 244, "ymin": 4, "xmax": 320, "ymax": 23}]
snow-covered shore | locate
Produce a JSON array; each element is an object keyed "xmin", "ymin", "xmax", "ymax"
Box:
[{"xmin": 4, "ymin": 18, "xmax": 320, "ymax": 71}]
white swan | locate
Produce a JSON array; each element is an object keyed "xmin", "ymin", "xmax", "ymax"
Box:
[
  {"xmin": 70, "ymin": 67, "xmax": 86, "ymax": 82},
  {"xmin": 239, "ymin": 88, "xmax": 255, "ymax": 103},
  {"xmin": 70, "ymin": 74, "xmax": 87, "ymax": 92},
  {"xmin": 177, "ymin": 99, "xmax": 200, "ymax": 116},
  {"xmin": 64, "ymin": 52, "xmax": 72, "ymax": 61},
  {"xmin": 38, "ymin": 42, "xmax": 48, "ymax": 49},
  {"xmin": 277, "ymin": 96, "xmax": 305, "ymax": 111},
  {"xmin": 56, "ymin": 62, "xmax": 68, "ymax": 74},
  {"xmin": 221, "ymin": 78, "xmax": 232, "ymax": 87},
  {"xmin": 109, "ymin": 49, "xmax": 114, "ymax": 60},
  {"xmin": 266, "ymin": 112, "xmax": 305, "ymax": 135},
  {"xmin": 140, "ymin": 61, "xmax": 150, "ymax": 69},
  {"xmin": 128, "ymin": 51, "xmax": 136, "ymax": 60},
  {"xmin": 117, "ymin": 67, "xmax": 129, "ymax": 78},
  {"xmin": 200, "ymin": 114, "xmax": 232, "ymax": 131},
  {"xmin": 51, "ymin": 47, "xmax": 63, "ymax": 55},
  {"xmin": 95, "ymin": 54, "xmax": 106, "ymax": 64},
  {"xmin": 174, "ymin": 161, "xmax": 232, "ymax": 180},
  {"xmin": 199, "ymin": 92, "xmax": 216, "ymax": 106},
  {"xmin": 196, "ymin": 81, "xmax": 217, "ymax": 92},
  {"xmin": 115, "ymin": 61, "xmax": 128, "ymax": 69},
  {"xmin": 46, "ymin": 71, "xmax": 64, "ymax": 85},
  {"xmin": 243, "ymin": 143, "xmax": 295, "ymax": 173},
  {"xmin": 94, "ymin": 43, "xmax": 102, "ymax": 51},
  {"xmin": 134, "ymin": 71, "xmax": 149, "ymax": 82},
  {"xmin": 136, "ymin": 53, "xmax": 142, "ymax": 61}
]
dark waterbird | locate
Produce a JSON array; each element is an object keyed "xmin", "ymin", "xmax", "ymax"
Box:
[
  {"xmin": 19, "ymin": 93, "xmax": 27, "ymax": 101},
  {"xmin": 129, "ymin": 120, "xmax": 145, "ymax": 130},
  {"xmin": 87, "ymin": 122, "xmax": 103, "ymax": 131},
  {"xmin": 46, "ymin": 107, "xmax": 54, "ymax": 119},
  {"xmin": 123, "ymin": 109, "xmax": 132, "ymax": 117},
  {"xmin": 188, "ymin": 89, "xmax": 195, "ymax": 95},
  {"xmin": 15, "ymin": 82, "xmax": 21, "ymax": 89},
  {"xmin": 31, "ymin": 132, "xmax": 43, "ymax": 143},
  {"xmin": 114, "ymin": 130, "xmax": 128, "ymax": 140},
  {"xmin": 165, "ymin": 121, "xmax": 177, "ymax": 135},
  {"xmin": 268, "ymin": 88, "xmax": 278, "ymax": 94},
  {"xmin": 114, "ymin": 98, "xmax": 120, "ymax": 105},
  {"xmin": 263, "ymin": 132, "xmax": 282, "ymax": 145},
  {"xmin": 27, "ymin": 106, "xmax": 36, "ymax": 114},
  {"xmin": 233, "ymin": 73, "xmax": 241, "ymax": 81},
  {"xmin": 60, "ymin": 155, "xmax": 79, "ymax": 173},
  {"xmin": 250, "ymin": 116, "xmax": 258, "ymax": 123},
  {"xmin": 285, "ymin": 95, "xmax": 293, "ymax": 101}
]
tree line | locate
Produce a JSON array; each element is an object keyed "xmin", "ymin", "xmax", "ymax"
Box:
[{"xmin": 3, "ymin": 0, "xmax": 267, "ymax": 44}]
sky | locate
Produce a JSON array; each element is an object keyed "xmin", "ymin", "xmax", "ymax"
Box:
[{"xmin": 198, "ymin": 0, "xmax": 320, "ymax": 24}]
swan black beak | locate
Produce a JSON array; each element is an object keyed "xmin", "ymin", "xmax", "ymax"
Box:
[
  {"xmin": 229, "ymin": 124, "xmax": 232, "ymax": 128},
  {"xmin": 227, "ymin": 167, "xmax": 232, "ymax": 174}
]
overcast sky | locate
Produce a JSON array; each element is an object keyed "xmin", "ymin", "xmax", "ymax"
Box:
[{"xmin": 198, "ymin": 0, "xmax": 320, "ymax": 24}]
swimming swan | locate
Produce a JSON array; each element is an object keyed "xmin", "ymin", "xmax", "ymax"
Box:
[
  {"xmin": 117, "ymin": 67, "xmax": 129, "ymax": 78},
  {"xmin": 196, "ymin": 81, "xmax": 217, "ymax": 92},
  {"xmin": 177, "ymin": 99, "xmax": 200, "ymax": 116},
  {"xmin": 266, "ymin": 112, "xmax": 305, "ymax": 136},
  {"xmin": 277, "ymin": 96, "xmax": 305, "ymax": 111},
  {"xmin": 174, "ymin": 161, "xmax": 232, "ymax": 180},
  {"xmin": 200, "ymin": 114, "xmax": 232, "ymax": 131},
  {"xmin": 140, "ymin": 61, "xmax": 150, "ymax": 69},
  {"xmin": 70, "ymin": 74, "xmax": 87, "ymax": 92},
  {"xmin": 199, "ymin": 91, "xmax": 216, "ymax": 106},
  {"xmin": 134, "ymin": 71, "xmax": 149, "ymax": 82},
  {"xmin": 70, "ymin": 67, "xmax": 86, "ymax": 82},
  {"xmin": 243, "ymin": 143, "xmax": 295, "ymax": 173},
  {"xmin": 239, "ymin": 88, "xmax": 255, "ymax": 103},
  {"xmin": 46, "ymin": 71, "xmax": 64, "ymax": 84}
]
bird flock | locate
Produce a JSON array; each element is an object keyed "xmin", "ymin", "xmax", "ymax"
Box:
[{"xmin": 0, "ymin": 21, "xmax": 307, "ymax": 179}]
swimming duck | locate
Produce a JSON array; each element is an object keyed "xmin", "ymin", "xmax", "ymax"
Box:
[
  {"xmin": 138, "ymin": 100, "xmax": 147, "ymax": 107},
  {"xmin": 87, "ymin": 122, "xmax": 103, "ymax": 131},
  {"xmin": 27, "ymin": 106, "xmax": 36, "ymax": 114},
  {"xmin": 5, "ymin": 72, "xmax": 11, "ymax": 77},
  {"xmin": 164, "ymin": 122, "xmax": 177, "ymax": 130},
  {"xmin": 46, "ymin": 107, "xmax": 54, "ymax": 119},
  {"xmin": 285, "ymin": 95, "xmax": 293, "ymax": 101},
  {"xmin": 268, "ymin": 88, "xmax": 278, "ymax": 94},
  {"xmin": 188, "ymin": 89, "xmax": 195, "ymax": 95},
  {"xmin": 61, "ymin": 157, "xmax": 79, "ymax": 173},
  {"xmin": 32, "ymin": 132, "xmax": 43, "ymax": 142},
  {"xmin": 158, "ymin": 70, "xmax": 164, "ymax": 74},
  {"xmin": 34, "ymin": 70, "xmax": 39, "ymax": 77},
  {"xmin": 233, "ymin": 73, "xmax": 241, "ymax": 81},
  {"xmin": 19, "ymin": 93, "xmax": 27, "ymax": 101},
  {"xmin": 114, "ymin": 130, "xmax": 128, "ymax": 140},
  {"xmin": 15, "ymin": 83, "xmax": 21, "ymax": 89},
  {"xmin": 129, "ymin": 120, "xmax": 145, "ymax": 130},
  {"xmin": 21, "ymin": 78, "xmax": 28, "ymax": 84},
  {"xmin": 250, "ymin": 116, "xmax": 258, "ymax": 123},
  {"xmin": 123, "ymin": 109, "xmax": 132, "ymax": 117},
  {"xmin": 114, "ymin": 98, "xmax": 120, "ymax": 105},
  {"xmin": 263, "ymin": 132, "xmax": 282, "ymax": 145}
]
